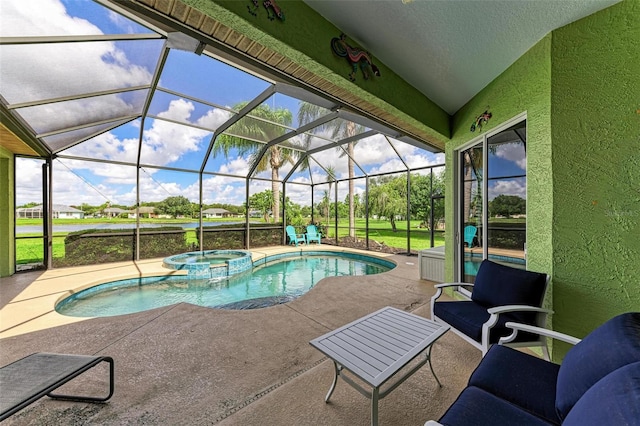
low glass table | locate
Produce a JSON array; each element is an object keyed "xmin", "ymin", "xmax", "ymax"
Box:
[{"xmin": 310, "ymin": 306, "xmax": 450, "ymax": 426}]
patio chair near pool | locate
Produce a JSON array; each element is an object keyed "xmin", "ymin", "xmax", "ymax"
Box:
[
  {"xmin": 431, "ymin": 259, "xmax": 552, "ymax": 359},
  {"xmin": 464, "ymin": 225, "xmax": 477, "ymax": 248},
  {"xmin": 305, "ymin": 224, "xmax": 322, "ymax": 245},
  {"xmin": 286, "ymin": 225, "xmax": 307, "ymax": 246}
]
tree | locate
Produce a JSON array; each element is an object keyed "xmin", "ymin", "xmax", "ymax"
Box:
[
  {"xmin": 323, "ymin": 165, "xmax": 336, "ymax": 228},
  {"xmin": 317, "ymin": 190, "xmax": 330, "ymax": 224},
  {"xmin": 157, "ymin": 196, "xmax": 193, "ymax": 219},
  {"xmin": 369, "ymin": 177, "xmax": 406, "ymax": 231},
  {"xmin": 18, "ymin": 202, "xmax": 39, "ymax": 209},
  {"xmin": 298, "ymin": 102, "xmax": 364, "ymax": 238},
  {"xmin": 410, "ymin": 172, "xmax": 445, "ymax": 229},
  {"xmin": 284, "ymin": 196, "xmax": 306, "ymax": 227},
  {"xmin": 213, "ymin": 102, "xmax": 298, "ymax": 223},
  {"xmin": 248, "ymin": 190, "xmax": 273, "ymax": 222},
  {"xmin": 353, "ymin": 193, "xmax": 364, "ymax": 218},
  {"xmin": 489, "ymin": 194, "xmax": 526, "ymax": 218}
]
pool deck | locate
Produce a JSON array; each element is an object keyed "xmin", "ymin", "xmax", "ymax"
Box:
[{"xmin": 0, "ymin": 245, "xmax": 481, "ymax": 425}]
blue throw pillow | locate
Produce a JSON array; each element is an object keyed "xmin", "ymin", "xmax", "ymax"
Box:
[
  {"xmin": 555, "ymin": 312, "xmax": 640, "ymax": 421},
  {"xmin": 562, "ymin": 362, "xmax": 640, "ymax": 426},
  {"xmin": 471, "ymin": 260, "xmax": 547, "ymax": 322}
]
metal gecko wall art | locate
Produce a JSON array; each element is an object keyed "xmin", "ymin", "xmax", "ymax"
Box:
[
  {"xmin": 330, "ymin": 34, "xmax": 380, "ymax": 82},
  {"xmin": 470, "ymin": 109, "xmax": 492, "ymax": 132},
  {"xmin": 248, "ymin": 0, "xmax": 284, "ymax": 21}
]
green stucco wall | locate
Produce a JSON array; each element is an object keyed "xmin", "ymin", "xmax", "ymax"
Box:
[
  {"xmin": 0, "ymin": 146, "xmax": 15, "ymax": 277},
  {"xmin": 182, "ymin": 0, "xmax": 450, "ymax": 141},
  {"xmin": 550, "ymin": 0, "xmax": 640, "ymax": 339},
  {"xmin": 445, "ymin": 0, "xmax": 639, "ymax": 358},
  {"xmin": 446, "ymin": 36, "xmax": 554, "ymax": 284}
]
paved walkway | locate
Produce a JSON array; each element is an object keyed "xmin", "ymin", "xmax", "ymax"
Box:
[{"xmin": 0, "ymin": 246, "xmax": 481, "ymax": 425}]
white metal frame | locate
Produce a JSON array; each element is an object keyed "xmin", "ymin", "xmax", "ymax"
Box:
[{"xmin": 453, "ymin": 112, "xmax": 528, "ymax": 290}]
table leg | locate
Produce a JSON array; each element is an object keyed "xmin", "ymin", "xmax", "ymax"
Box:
[
  {"xmin": 426, "ymin": 345, "xmax": 442, "ymax": 387},
  {"xmin": 325, "ymin": 361, "xmax": 341, "ymax": 402},
  {"xmin": 371, "ymin": 387, "xmax": 379, "ymax": 426}
]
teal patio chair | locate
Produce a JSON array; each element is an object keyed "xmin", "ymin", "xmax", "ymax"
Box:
[
  {"xmin": 464, "ymin": 225, "xmax": 477, "ymax": 248},
  {"xmin": 305, "ymin": 225, "xmax": 322, "ymax": 245},
  {"xmin": 286, "ymin": 225, "xmax": 306, "ymax": 246}
]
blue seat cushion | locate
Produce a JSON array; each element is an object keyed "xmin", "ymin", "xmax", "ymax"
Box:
[
  {"xmin": 468, "ymin": 345, "xmax": 561, "ymax": 424},
  {"xmin": 439, "ymin": 386, "xmax": 553, "ymax": 426},
  {"xmin": 555, "ymin": 312, "xmax": 640, "ymax": 420},
  {"xmin": 562, "ymin": 362, "xmax": 640, "ymax": 426},
  {"xmin": 434, "ymin": 301, "xmax": 540, "ymax": 344},
  {"xmin": 471, "ymin": 260, "xmax": 547, "ymax": 324}
]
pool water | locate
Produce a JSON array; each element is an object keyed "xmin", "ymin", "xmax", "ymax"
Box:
[{"xmin": 56, "ymin": 254, "xmax": 393, "ymax": 317}]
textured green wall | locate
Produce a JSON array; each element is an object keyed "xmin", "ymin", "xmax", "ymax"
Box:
[
  {"xmin": 550, "ymin": 0, "xmax": 640, "ymax": 338},
  {"xmin": 0, "ymin": 146, "xmax": 15, "ymax": 277},
  {"xmin": 445, "ymin": 0, "xmax": 639, "ymax": 358},
  {"xmin": 446, "ymin": 36, "xmax": 554, "ymax": 285},
  {"xmin": 182, "ymin": 0, "xmax": 450, "ymax": 141}
]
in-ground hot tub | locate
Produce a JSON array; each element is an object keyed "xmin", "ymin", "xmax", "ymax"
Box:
[{"xmin": 163, "ymin": 250, "xmax": 252, "ymax": 279}]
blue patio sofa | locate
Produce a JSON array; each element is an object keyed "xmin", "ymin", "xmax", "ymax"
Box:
[{"xmin": 426, "ymin": 312, "xmax": 640, "ymax": 426}]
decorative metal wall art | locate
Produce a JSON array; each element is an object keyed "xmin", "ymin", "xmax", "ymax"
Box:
[
  {"xmin": 470, "ymin": 109, "xmax": 492, "ymax": 132},
  {"xmin": 330, "ymin": 34, "xmax": 380, "ymax": 82},
  {"xmin": 248, "ymin": 0, "xmax": 284, "ymax": 21}
]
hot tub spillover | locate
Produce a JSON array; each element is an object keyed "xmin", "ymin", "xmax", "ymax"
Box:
[{"xmin": 162, "ymin": 250, "xmax": 252, "ymax": 279}]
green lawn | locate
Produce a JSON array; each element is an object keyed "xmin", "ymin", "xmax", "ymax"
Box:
[{"xmin": 321, "ymin": 219, "xmax": 445, "ymax": 251}]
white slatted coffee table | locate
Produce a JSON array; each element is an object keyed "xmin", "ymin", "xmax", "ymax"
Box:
[{"xmin": 310, "ymin": 306, "xmax": 449, "ymax": 426}]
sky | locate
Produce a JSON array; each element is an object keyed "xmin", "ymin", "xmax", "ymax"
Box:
[{"xmin": 3, "ymin": 0, "xmax": 528, "ymax": 209}]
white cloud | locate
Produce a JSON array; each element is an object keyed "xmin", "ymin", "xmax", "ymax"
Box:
[
  {"xmin": 218, "ymin": 157, "xmax": 250, "ymax": 176},
  {"xmin": 489, "ymin": 179, "xmax": 526, "ymax": 200},
  {"xmin": 140, "ymin": 101, "xmax": 210, "ymax": 164},
  {"xmin": 494, "ymin": 143, "xmax": 526, "ymax": 170},
  {"xmin": 196, "ymin": 108, "xmax": 233, "ymax": 130},
  {"xmin": 61, "ymin": 130, "xmax": 140, "ymax": 164},
  {"xmin": 15, "ymin": 158, "xmax": 45, "ymax": 206},
  {"xmin": 0, "ymin": 0, "xmax": 101, "ymax": 37}
]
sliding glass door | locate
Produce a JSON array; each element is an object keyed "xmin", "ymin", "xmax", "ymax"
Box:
[{"xmin": 457, "ymin": 117, "xmax": 527, "ymax": 284}]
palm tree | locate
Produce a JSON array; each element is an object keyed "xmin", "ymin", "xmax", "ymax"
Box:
[
  {"xmin": 214, "ymin": 102, "xmax": 296, "ymax": 223},
  {"xmin": 298, "ymin": 102, "xmax": 363, "ymax": 238},
  {"xmin": 324, "ymin": 165, "xmax": 336, "ymax": 228}
]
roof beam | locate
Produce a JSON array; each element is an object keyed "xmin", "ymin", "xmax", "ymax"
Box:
[{"xmin": 0, "ymin": 34, "xmax": 162, "ymax": 45}]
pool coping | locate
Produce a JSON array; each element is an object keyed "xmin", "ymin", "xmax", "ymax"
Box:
[
  {"xmin": 55, "ymin": 249, "xmax": 397, "ymax": 316},
  {"xmin": 0, "ymin": 245, "xmax": 395, "ymax": 339}
]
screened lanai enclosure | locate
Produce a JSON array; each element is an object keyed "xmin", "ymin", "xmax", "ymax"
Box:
[{"xmin": 2, "ymin": 0, "xmax": 445, "ymax": 270}]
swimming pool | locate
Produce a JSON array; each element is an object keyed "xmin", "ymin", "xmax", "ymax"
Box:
[{"xmin": 56, "ymin": 252, "xmax": 395, "ymax": 317}]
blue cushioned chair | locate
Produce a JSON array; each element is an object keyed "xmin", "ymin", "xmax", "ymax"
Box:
[
  {"xmin": 431, "ymin": 259, "xmax": 551, "ymax": 358},
  {"xmin": 285, "ymin": 225, "xmax": 306, "ymax": 246},
  {"xmin": 425, "ymin": 312, "xmax": 640, "ymax": 426}
]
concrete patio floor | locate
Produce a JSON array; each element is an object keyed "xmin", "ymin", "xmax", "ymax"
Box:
[{"xmin": 0, "ymin": 246, "xmax": 481, "ymax": 425}]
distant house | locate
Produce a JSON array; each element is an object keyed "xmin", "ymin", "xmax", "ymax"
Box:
[
  {"xmin": 16, "ymin": 204, "xmax": 84, "ymax": 219},
  {"xmin": 103, "ymin": 207, "xmax": 128, "ymax": 218},
  {"xmin": 128, "ymin": 206, "xmax": 156, "ymax": 219},
  {"xmin": 202, "ymin": 208, "xmax": 232, "ymax": 218}
]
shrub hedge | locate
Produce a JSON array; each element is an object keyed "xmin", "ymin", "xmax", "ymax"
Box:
[{"xmin": 55, "ymin": 227, "xmax": 188, "ymax": 267}]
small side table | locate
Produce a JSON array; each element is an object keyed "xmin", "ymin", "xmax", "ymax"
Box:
[{"xmin": 310, "ymin": 306, "xmax": 449, "ymax": 426}]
